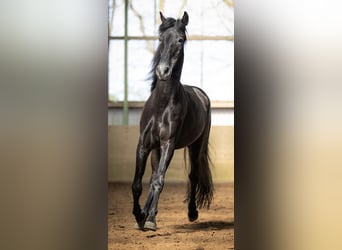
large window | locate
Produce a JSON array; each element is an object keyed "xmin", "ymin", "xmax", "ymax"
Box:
[{"xmin": 108, "ymin": 0, "xmax": 234, "ymax": 102}]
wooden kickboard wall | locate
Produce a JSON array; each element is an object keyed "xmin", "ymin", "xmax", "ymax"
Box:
[{"xmin": 108, "ymin": 126, "xmax": 234, "ymax": 183}]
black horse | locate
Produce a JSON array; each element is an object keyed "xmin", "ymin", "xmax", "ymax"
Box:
[{"xmin": 132, "ymin": 11, "xmax": 214, "ymax": 231}]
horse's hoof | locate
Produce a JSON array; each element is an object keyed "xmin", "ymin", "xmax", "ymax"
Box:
[
  {"xmin": 144, "ymin": 221, "xmax": 157, "ymax": 231},
  {"xmin": 134, "ymin": 222, "xmax": 145, "ymax": 230},
  {"xmin": 188, "ymin": 210, "xmax": 198, "ymax": 222}
]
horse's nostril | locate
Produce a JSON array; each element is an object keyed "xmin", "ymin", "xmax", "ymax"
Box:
[
  {"xmin": 157, "ymin": 64, "xmax": 171, "ymax": 79},
  {"xmin": 164, "ymin": 67, "xmax": 169, "ymax": 74}
]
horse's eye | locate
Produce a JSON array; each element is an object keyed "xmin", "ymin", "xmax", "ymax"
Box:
[
  {"xmin": 159, "ymin": 36, "xmax": 162, "ymax": 42},
  {"xmin": 178, "ymin": 38, "xmax": 184, "ymax": 43}
]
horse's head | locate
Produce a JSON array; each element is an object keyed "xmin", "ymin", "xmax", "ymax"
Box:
[{"xmin": 155, "ymin": 11, "xmax": 188, "ymax": 81}]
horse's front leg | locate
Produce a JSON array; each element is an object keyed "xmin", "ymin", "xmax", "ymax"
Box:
[
  {"xmin": 141, "ymin": 149, "xmax": 160, "ymax": 217},
  {"xmin": 144, "ymin": 139, "xmax": 175, "ymax": 231},
  {"xmin": 132, "ymin": 141, "xmax": 150, "ymax": 228}
]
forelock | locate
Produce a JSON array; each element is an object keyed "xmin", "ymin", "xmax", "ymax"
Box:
[
  {"xmin": 159, "ymin": 17, "xmax": 187, "ymax": 35},
  {"xmin": 159, "ymin": 17, "xmax": 176, "ymax": 33}
]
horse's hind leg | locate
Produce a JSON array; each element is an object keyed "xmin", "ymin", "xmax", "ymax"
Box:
[
  {"xmin": 187, "ymin": 124, "xmax": 213, "ymax": 222},
  {"xmin": 132, "ymin": 141, "xmax": 150, "ymax": 229},
  {"xmin": 187, "ymin": 143, "xmax": 200, "ymax": 222}
]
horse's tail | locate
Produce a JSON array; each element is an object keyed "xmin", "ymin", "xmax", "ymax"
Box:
[
  {"xmin": 185, "ymin": 104, "xmax": 214, "ymax": 209},
  {"xmin": 195, "ymin": 106, "xmax": 214, "ymax": 209}
]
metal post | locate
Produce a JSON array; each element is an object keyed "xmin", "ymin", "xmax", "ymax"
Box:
[{"xmin": 123, "ymin": 0, "xmax": 129, "ymax": 125}]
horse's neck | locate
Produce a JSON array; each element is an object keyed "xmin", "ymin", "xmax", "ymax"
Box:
[
  {"xmin": 155, "ymin": 79, "xmax": 179, "ymax": 95},
  {"xmin": 153, "ymin": 80, "xmax": 182, "ymax": 105}
]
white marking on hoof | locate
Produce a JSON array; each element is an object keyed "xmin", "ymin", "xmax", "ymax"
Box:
[{"xmin": 144, "ymin": 221, "xmax": 157, "ymax": 231}]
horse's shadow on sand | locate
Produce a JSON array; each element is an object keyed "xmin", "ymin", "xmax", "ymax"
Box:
[{"xmin": 173, "ymin": 220, "xmax": 234, "ymax": 232}]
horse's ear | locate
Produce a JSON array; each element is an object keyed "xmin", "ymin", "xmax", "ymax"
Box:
[
  {"xmin": 181, "ymin": 11, "xmax": 189, "ymax": 26},
  {"xmin": 160, "ymin": 12, "xmax": 166, "ymax": 23}
]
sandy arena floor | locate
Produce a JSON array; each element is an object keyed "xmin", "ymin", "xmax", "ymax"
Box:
[{"xmin": 108, "ymin": 182, "xmax": 234, "ymax": 249}]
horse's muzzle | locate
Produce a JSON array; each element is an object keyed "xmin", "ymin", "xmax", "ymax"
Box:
[{"xmin": 156, "ymin": 63, "xmax": 171, "ymax": 81}]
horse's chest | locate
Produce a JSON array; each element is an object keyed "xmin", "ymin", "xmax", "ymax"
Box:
[{"xmin": 156, "ymin": 108, "xmax": 182, "ymax": 141}]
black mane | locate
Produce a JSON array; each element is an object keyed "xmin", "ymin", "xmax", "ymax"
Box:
[{"xmin": 149, "ymin": 18, "xmax": 187, "ymax": 91}]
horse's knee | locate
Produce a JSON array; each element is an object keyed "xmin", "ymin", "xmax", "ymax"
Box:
[
  {"xmin": 152, "ymin": 175, "xmax": 164, "ymax": 192},
  {"xmin": 132, "ymin": 182, "xmax": 142, "ymax": 197}
]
